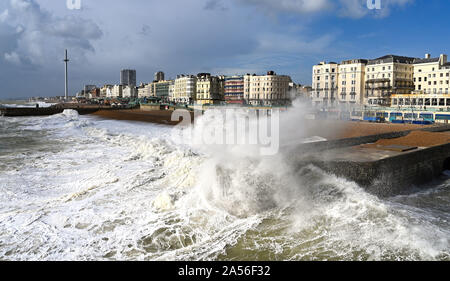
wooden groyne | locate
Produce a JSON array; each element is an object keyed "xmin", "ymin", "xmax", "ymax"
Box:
[
  {"xmin": 0, "ymin": 107, "xmax": 64, "ymax": 117},
  {"xmin": 0, "ymin": 104, "xmax": 106, "ymax": 117}
]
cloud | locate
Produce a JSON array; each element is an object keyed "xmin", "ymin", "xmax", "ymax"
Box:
[
  {"xmin": 238, "ymin": 0, "xmax": 331, "ymax": 14},
  {"xmin": 0, "ymin": 0, "xmax": 102, "ymax": 67},
  {"xmin": 338, "ymin": 0, "xmax": 414, "ymax": 18},
  {"xmin": 4, "ymin": 51, "xmax": 20, "ymax": 65},
  {"xmin": 139, "ymin": 24, "xmax": 151, "ymax": 36},
  {"xmin": 204, "ymin": 0, "xmax": 228, "ymax": 11},
  {"xmin": 238, "ymin": 0, "xmax": 413, "ymax": 18},
  {"xmin": 0, "ymin": 9, "xmax": 8, "ymax": 22}
]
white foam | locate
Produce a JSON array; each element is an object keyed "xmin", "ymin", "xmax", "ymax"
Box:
[{"xmin": 0, "ymin": 102, "xmax": 448, "ymax": 261}]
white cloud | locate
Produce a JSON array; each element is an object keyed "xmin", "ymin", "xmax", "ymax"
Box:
[
  {"xmin": 0, "ymin": 0, "xmax": 102, "ymax": 66},
  {"xmin": 338, "ymin": 0, "xmax": 414, "ymax": 18},
  {"xmin": 4, "ymin": 51, "xmax": 21, "ymax": 64},
  {"xmin": 239, "ymin": 0, "xmax": 331, "ymax": 14},
  {"xmin": 0, "ymin": 9, "xmax": 8, "ymax": 22},
  {"xmin": 238, "ymin": 0, "xmax": 414, "ymax": 18}
]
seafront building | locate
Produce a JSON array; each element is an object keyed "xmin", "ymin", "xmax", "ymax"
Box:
[
  {"xmin": 151, "ymin": 80, "xmax": 174, "ymax": 101},
  {"xmin": 100, "ymin": 85, "xmax": 113, "ymax": 98},
  {"xmin": 312, "ymin": 55, "xmax": 423, "ymax": 107},
  {"xmin": 338, "ymin": 59, "xmax": 367, "ymax": 106},
  {"xmin": 168, "ymin": 83, "xmax": 175, "ymax": 101},
  {"xmin": 413, "ymin": 54, "xmax": 450, "ymax": 95},
  {"xmin": 138, "ymin": 83, "xmax": 151, "ymax": 98},
  {"xmin": 290, "ymin": 83, "xmax": 312, "ymax": 101},
  {"xmin": 107, "ymin": 85, "xmax": 123, "ymax": 98},
  {"xmin": 244, "ymin": 71, "xmax": 292, "ymax": 106},
  {"xmin": 312, "ymin": 62, "xmax": 339, "ymax": 107},
  {"xmin": 122, "ymin": 85, "xmax": 138, "ymax": 98},
  {"xmin": 224, "ymin": 75, "xmax": 245, "ymax": 104},
  {"xmin": 173, "ymin": 75, "xmax": 197, "ymax": 104},
  {"xmin": 195, "ymin": 73, "xmax": 224, "ymax": 105},
  {"xmin": 389, "ymin": 54, "xmax": 450, "ymax": 111},
  {"xmin": 365, "ymin": 55, "xmax": 415, "ymax": 106}
]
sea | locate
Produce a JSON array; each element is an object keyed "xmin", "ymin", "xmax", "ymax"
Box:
[{"xmin": 0, "ymin": 101, "xmax": 449, "ymax": 261}]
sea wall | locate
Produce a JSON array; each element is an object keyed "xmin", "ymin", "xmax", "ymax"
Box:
[
  {"xmin": 289, "ymin": 125, "xmax": 450, "ymax": 153},
  {"xmin": 308, "ymin": 143, "xmax": 450, "ymax": 196}
]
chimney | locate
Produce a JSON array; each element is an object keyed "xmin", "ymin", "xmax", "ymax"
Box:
[
  {"xmin": 440, "ymin": 54, "xmax": 447, "ymax": 65},
  {"xmin": 425, "ymin": 53, "xmax": 431, "ymax": 59}
]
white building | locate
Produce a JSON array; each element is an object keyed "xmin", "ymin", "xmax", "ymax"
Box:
[
  {"xmin": 122, "ymin": 85, "xmax": 137, "ymax": 98},
  {"xmin": 244, "ymin": 71, "xmax": 292, "ymax": 106},
  {"xmin": 173, "ymin": 75, "xmax": 197, "ymax": 104},
  {"xmin": 107, "ymin": 85, "xmax": 123, "ymax": 98}
]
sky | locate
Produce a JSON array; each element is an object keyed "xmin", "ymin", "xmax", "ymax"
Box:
[{"xmin": 0, "ymin": 0, "xmax": 449, "ymax": 99}]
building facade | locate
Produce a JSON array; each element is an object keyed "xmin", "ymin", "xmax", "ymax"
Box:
[
  {"xmin": 391, "ymin": 93, "xmax": 450, "ymax": 110},
  {"xmin": 122, "ymin": 85, "xmax": 137, "ymax": 98},
  {"xmin": 365, "ymin": 55, "xmax": 415, "ymax": 106},
  {"xmin": 244, "ymin": 71, "xmax": 292, "ymax": 106},
  {"xmin": 338, "ymin": 59, "xmax": 367, "ymax": 106},
  {"xmin": 168, "ymin": 83, "xmax": 175, "ymax": 102},
  {"xmin": 100, "ymin": 85, "xmax": 113, "ymax": 98},
  {"xmin": 120, "ymin": 69, "xmax": 137, "ymax": 87},
  {"xmin": 173, "ymin": 75, "xmax": 197, "ymax": 104},
  {"xmin": 196, "ymin": 73, "xmax": 224, "ymax": 105},
  {"xmin": 312, "ymin": 62, "xmax": 339, "ymax": 107},
  {"xmin": 152, "ymin": 80, "xmax": 174, "ymax": 100},
  {"xmin": 107, "ymin": 85, "xmax": 123, "ymax": 98},
  {"xmin": 413, "ymin": 54, "xmax": 450, "ymax": 95},
  {"xmin": 224, "ymin": 75, "xmax": 245, "ymax": 104},
  {"xmin": 138, "ymin": 83, "xmax": 150, "ymax": 98}
]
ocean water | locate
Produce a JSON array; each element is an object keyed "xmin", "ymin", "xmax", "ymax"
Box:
[{"xmin": 0, "ymin": 108, "xmax": 449, "ymax": 261}]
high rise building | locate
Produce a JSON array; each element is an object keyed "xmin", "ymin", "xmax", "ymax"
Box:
[
  {"xmin": 155, "ymin": 71, "xmax": 165, "ymax": 82},
  {"xmin": 120, "ymin": 69, "xmax": 137, "ymax": 87}
]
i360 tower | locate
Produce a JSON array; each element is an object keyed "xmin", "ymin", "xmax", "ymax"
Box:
[{"xmin": 64, "ymin": 49, "xmax": 69, "ymax": 101}]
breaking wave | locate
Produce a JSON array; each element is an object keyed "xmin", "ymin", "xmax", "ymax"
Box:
[{"xmin": 0, "ymin": 107, "xmax": 448, "ymax": 261}]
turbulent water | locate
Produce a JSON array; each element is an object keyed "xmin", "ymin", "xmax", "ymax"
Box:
[{"xmin": 0, "ymin": 108, "xmax": 449, "ymax": 261}]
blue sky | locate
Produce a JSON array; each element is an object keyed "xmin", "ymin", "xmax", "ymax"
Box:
[{"xmin": 0, "ymin": 0, "xmax": 449, "ymax": 98}]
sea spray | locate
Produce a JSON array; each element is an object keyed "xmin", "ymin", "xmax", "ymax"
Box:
[{"xmin": 0, "ymin": 102, "xmax": 448, "ymax": 260}]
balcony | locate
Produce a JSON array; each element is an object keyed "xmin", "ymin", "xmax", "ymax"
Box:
[{"xmin": 366, "ymin": 78, "xmax": 390, "ymax": 83}]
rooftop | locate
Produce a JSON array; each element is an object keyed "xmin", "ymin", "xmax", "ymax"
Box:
[{"xmin": 368, "ymin": 54, "xmax": 417, "ymax": 65}]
